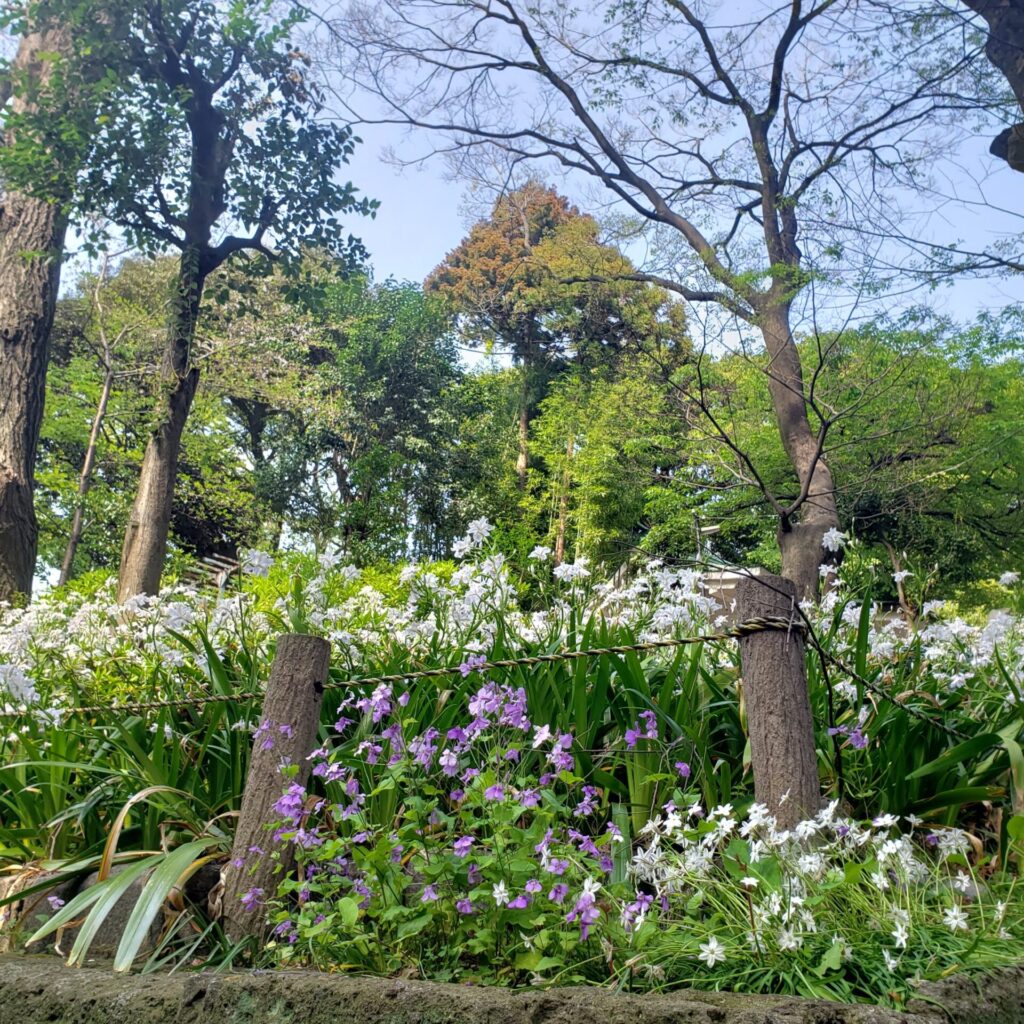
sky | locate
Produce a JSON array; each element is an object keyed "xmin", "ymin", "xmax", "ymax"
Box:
[{"xmin": 342, "ymin": 121, "xmax": 1022, "ymax": 336}]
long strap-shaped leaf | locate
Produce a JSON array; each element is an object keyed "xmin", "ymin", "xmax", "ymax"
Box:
[
  {"xmin": 27, "ymin": 855, "xmax": 156, "ymax": 951},
  {"xmin": 112, "ymin": 840, "xmax": 219, "ymax": 972}
]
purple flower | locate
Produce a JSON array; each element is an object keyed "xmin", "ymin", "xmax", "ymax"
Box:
[
  {"xmin": 545, "ymin": 857, "xmax": 569, "ymax": 876},
  {"xmin": 525, "ymin": 879, "xmax": 542, "ymax": 893},
  {"xmin": 420, "ymin": 884, "xmax": 439, "ymax": 903},
  {"xmin": 334, "ymin": 715, "xmax": 353, "ymax": 732},
  {"xmin": 566, "ymin": 894, "xmax": 601, "ymax": 940},
  {"xmin": 240, "ymin": 887, "xmax": 264, "ymax": 912},
  {"xmin": 549, "ymin": 883, "xmax": 569, "ymax": 904},
  {"xmin": 519, "ymin": 789, "xmax": 540, "ymax": 809},
  {"xmin": 484, "ymin": 783, "xmax": 505, "ymax": 802},
  {"xmin": 467, "ymin": 862, "xmax": 482, "ymax": 885},
  {"xmin": 453, "ymin": 836, "xmax": 474, "ymax": 858},
  {"xmin": 456, "ymin": 898, "xmax": 474, "ymax": 915},
  {"xmin": 674, "ymin": 761, "xmax": 691, "ymax": 779},
  {"xmin": 600, "ymin": 855, "xmax": 614, "ymax": 874},
  {"xmin": 46, "ymin": 895, "xmax": 65, "ymax": 911},
  {"xmin": 508, "ymin": 894, "xmax": 530, "ymax": 909},
  {"xmin": 273, "ymin": 783, "xmax": 306, "ymax": 825},
  {"xmin": 459, "ymin": 653, "xmax": 488, "ymax": 677},
  {"xmin": 574, "ymin": 785, "xmax": 600, "ymax": 817},
  {"xmin": 399, "ymin": 691, "xmax": 411, "ymax": 707},
  {"xmin": 440, "ymin": 749, "xmax": 459, "ymax": 776},
  {"xmin": 450, "ymin": 788, "xmax": 465, "ymax": 803},
  {"xmin": 849, "ymin": 728, "xmax": 868, "ymax": 749}
]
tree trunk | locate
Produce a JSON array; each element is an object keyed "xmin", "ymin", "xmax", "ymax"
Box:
[
  {"xmin": 735, "ymin": 573, "xmax": 820, "ymax": 828},
  {"xmin": 58, "ymin": 366, "xmax": 113, "ymax": 586},
  {"xmin": 117, "ymin": 254, "xmax": 205, "ymax": 601},
  {"xmin": 0, "ymin": 24, "xmax": 74, "ymax": 603},
  {"xmin": 759, "ymin": 301, "xmax": 840, "ymax": 602},
  {"xmin": 553, "ymin": 432, "xmax": 574, "ymax": 565},
  {"xmin": 516, "ymin": 365, "xmax": 530, "ymax": 491},
  {"xmin": 960, "ymin": 0, "xmax": 1024, "ymax": 171}
]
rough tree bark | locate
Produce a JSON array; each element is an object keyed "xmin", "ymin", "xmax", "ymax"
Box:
[
  {"xmin": 219, "ymin": 633, "xmax": 329, "ymax": 943},
  {"xmin": 118, "ymin": 252, "xmax": 205, "ymax": 601},
  {"xmin": 735, "ymin": 573, "xmax": 821, "ymax": 827},
  {"xmin": 960, "ymin": 0, "xmax": 1024, "ymax": 171},
  {"xmin": 0, "ymin": 24, "xmax": 73, "ymax": 603},
  {"xmin": 758, "ymin": 301, "xmax": 839, "ymax": 601}
]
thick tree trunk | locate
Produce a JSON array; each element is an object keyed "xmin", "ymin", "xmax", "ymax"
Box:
[
  {"xmin": 117, "ymin": 255, "xmax": 205, "ymax": 601},
  {"xmin": 58, "ymin": 367, "xmax": 113, "ymax": 586},
  {"xmin": 960, "ymin": 0, "xmax": 1024, "ymax": 170},
  {"xmin": 758, "ymin": 301, "xmax": 840, "ymax": 602},
  {"xmin": 735, "ymin": 573, "xmax": 820, "ymax": 828},
  {"xmin": 0, "ymin": 24, "xmax": 74, "ymax": 603}
]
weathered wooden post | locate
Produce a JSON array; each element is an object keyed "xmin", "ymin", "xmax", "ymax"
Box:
[
  {"xmin": 735, "ymin": 573, "xmax": 820, "ymax": 829},
  {"xmin": 219, "ymin": 633, "xmax": 329, "ymax": 943}
]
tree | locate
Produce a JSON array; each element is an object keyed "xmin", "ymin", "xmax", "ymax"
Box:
[
  {"xmin": 0, "ymin": 0, "xmax": 111, "ymax": 601},
  {"xmin": 61, "ymin": 0, "xmax": 373, "ymax": 599},
  {"xmin": 645, "ymin": 318, "xmax": 1024, "ymax": 592},
  {"xmin": 960, "ymin": 0, "xmax": 1024, "ymax": 170},
  {"xmin": 205, "ymin": 265, "xmax": 463, "ymax": 560},
  {"xmin": 426, "ymin": 181, "xmax": 684, "ymax": 491},
  {"xmin": 36, "ymin": 255, "xmax": 264, "ymax": 579},
  {"xmin": 337, "ymin": 0, "xmax": 1002, "ymax": 597}
]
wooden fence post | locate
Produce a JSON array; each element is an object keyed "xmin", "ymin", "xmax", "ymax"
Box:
[
  {"xmin": 735, "ymin": 573, "xmax": 820, "ymax": 829},
  {"xmin": 219, "ymin": 633, "xmax": 329, "ymax": 944}
]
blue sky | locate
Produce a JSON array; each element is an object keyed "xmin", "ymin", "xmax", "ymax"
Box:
[{"xmin": 343, "ymin": 120, "xmax": 1022, "ymax": 333}]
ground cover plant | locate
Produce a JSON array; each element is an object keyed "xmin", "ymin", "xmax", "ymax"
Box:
[{"xmin": 1, "ymin": 526, "xmax": 1023, "ymax": 1005}]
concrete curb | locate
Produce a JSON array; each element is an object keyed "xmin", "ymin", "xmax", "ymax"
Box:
[{"xmin": 1, "ymin": 956, "xmax": 1023, "ymax": 1024}]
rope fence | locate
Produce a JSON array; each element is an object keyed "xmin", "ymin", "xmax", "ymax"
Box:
[
  {"xmin": 0, "ymin": 612, "xmax": 962, "ymax": 739},
  {"xmin": 1, "ymin": 615, "xmax": 800, "ymax": 720}
]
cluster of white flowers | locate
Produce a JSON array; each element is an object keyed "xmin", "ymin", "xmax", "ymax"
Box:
[{"xmin": 630, "ymin": 800, "xmax": 986, "ymax": 969}]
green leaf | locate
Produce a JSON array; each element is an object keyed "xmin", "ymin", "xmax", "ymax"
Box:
[
  {"xmin": 113, "ymin": 840, "xmax": 219, "ymax": 971},
  {"xmin": 336, "ymin": 896, "xmax": 359, "ymax": 928},
  {"xmin": 396, "ymin": 912, "xmax": 433, "ymax": 940}
]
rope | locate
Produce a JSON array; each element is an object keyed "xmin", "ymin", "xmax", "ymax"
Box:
[{"xmin": 0, "ymin": 615, "xmax": 801, "ymax": 720}]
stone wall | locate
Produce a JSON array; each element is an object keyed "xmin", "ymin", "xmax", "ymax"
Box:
[{"xmin": 1, "ymin": 955, "xmax": 1023, "ymax": 1024}]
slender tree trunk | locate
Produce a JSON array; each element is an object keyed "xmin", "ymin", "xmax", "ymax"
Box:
[
  {"xmin": 58, "ymin": 366, "xmax": 114, "ymax": 586},
  {"xmin": 0, "ymin": 24, "xmax": 74, "ymax": 603},
  {"xmin": 758, "ymin": 300, "xmax": 840, "ymax": 602},
  {"xmin": 553, "ymin": 432, "xmax": 574, "ymax": 566},
  {"xmin": 117, "ymin": 253, "xmax": 205, "ymax": 601},
  {"xmin": 516, "ymin": 365, "xmax": 530, "ymax": 491}
]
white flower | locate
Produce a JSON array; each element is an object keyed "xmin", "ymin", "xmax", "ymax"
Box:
[
  {"xmin": 582, "ymin": 876, "xmax": 601, "ymax": 899},
  {"xmin": 821, "ymin": 527, "xmax": 847, "ymax": 552},
  {"xmin": 893, "ymin": 570, "xmax": 913, "ymax": 584},
  {"xmin": 552, "ymin": 559, "xmax": 591, "ymax": 583},
  {"xmin": 698, "ymin": 935, "xmax": 726, "ymax": 967},
  {"xmin": 241, "ymin": 549, "xmax": 273, "ymax": 577},
  {"xmin": 529, "ymin": 546, "xmax": 552, "ymax": 562},
  {"xmin": 942, "ymin": 904, "xmax": 969, "ymax": 932},
  {"xmin": 532, "ymin": 724, "xmax": 551, "ymax": 748},
  {"xmin": 777, "ymin": 927, "xmax": 802, "ymax": 951},
  {"xmin": 492, "ymin": 881, "xmax": 509, "ymax": 906},
  {"xmin": 891, "ymin": 922, "xmax": 909, "ymax": 948},
  {"xmin": 882, "ymin": 949, "xmax": 900, "ymax": 972},
  {"xmin": 466, "ymin": 518, "xmax": 493, "ymax": 545},
  {"xmin": 999, "ymin": 571, "xmax": 1020, "ymax": 587},
  {"xmin": 872, "ymin": 813, "xmax": 899, "ymax": 828},
  {"xmin": 740, "ymin": 877, "xmax": 759, "ymax": 889}
]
